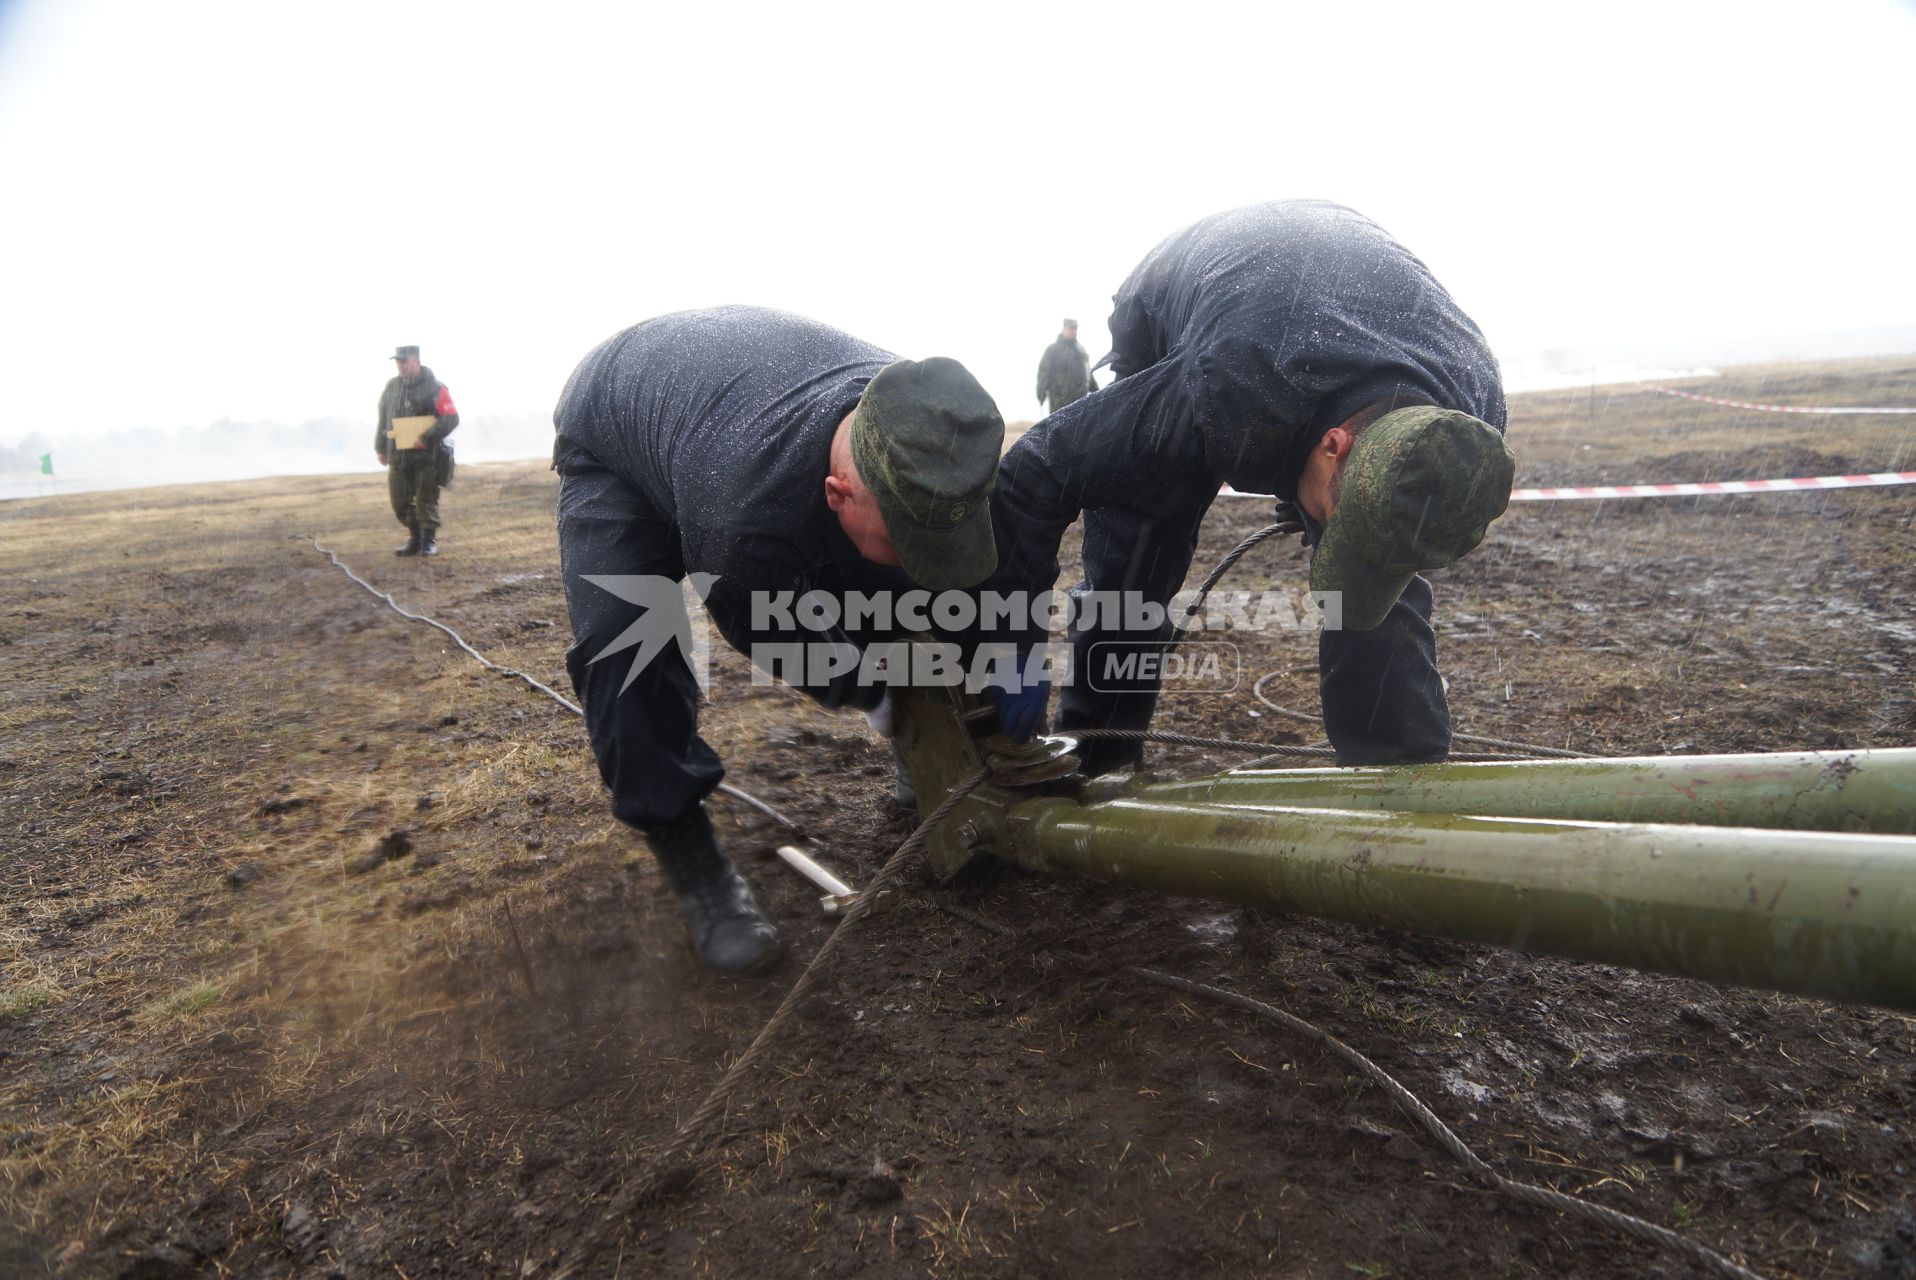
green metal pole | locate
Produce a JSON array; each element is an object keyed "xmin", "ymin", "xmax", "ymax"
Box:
[
  {"xmin": 1009, "ymin": 796, "xmax": 1916, "ymax": 1011},
  {"xmin": 1129, "ymin": 748, "xmax": 1916, "ymax": 835}
]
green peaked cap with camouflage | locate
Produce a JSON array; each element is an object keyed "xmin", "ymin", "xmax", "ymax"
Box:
[
  {"xmin": 849, "ymin": 357, "xmax": 1006, "ymax": 591},
  {"xmin": 1311, "ymin": 406, "xmax": 1516, "ymax": 631}
]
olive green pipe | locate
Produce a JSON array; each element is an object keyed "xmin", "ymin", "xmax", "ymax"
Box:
[
  {"xmin": 1127, "ymin": 748, "xmax": 1916, "ymax": 835},
  {"xmin": 1009, "ymin": 796, "xmax": 1916, "ymax": 1011}
]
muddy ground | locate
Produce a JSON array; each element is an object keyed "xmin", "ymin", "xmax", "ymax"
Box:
[{"xmin": 2, "ymin": 356, "xmax": 1913, "ymax": 1279}]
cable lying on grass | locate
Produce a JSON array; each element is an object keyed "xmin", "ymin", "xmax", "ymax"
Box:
[
  {"xmin": 1134, "ymin": 970, "xmax": 1768, "ymax": 1280},
  {"xmin": 915, "ymin": 899, "xmax": 1768, "ymax": 1279},
  {"xmin": 309, "ymin": 536, "xmax": 803, "ymax": 833}
]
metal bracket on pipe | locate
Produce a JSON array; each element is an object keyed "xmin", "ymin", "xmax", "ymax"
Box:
[
  {"xmin": 889, "ymin": 648, "xmax": 1089, "ymax": 881},
  {"xmin": 895, "ymin": 681, "xmax": 1008, "ymax": 881}
]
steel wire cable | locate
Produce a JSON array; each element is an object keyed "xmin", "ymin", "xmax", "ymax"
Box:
[
  {"xmin": 552, "ymin": 766, "xmax": 995, "ymax": 1280},
  {"xmin": 1168, "ymin": 518, "xmax": 1298, "ymax": 643},
  {"xmin": 1159, "ymin": 521, "xmax": 1599, "ymax": 761},
  {"xmin": 918, "ymin": 900, "xmax": 1771, "ymax": 1280},
  {"xmin": 311, "ymin": 536, "xmax": 1000, "ymax": 1275},
  {"xmin": 1250, "ymin": 669, "xmax": 1596, "ymax": 759},
  {"xmin": 311, "ymin": 537, "xmax": 1759, "ymax": 1277},
  {"xmin": 1066, "ymin": 726, "xmax": 1535, "ymax": 764}
]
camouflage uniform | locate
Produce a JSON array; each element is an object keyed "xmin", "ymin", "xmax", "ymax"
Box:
[
  {"xmin": 375, "ymin": 366, "xmax": 459, "ymax": 537},
  {"xmin": 1035, "ymin": 333, "xmax": 1095, "ymax": 414}
]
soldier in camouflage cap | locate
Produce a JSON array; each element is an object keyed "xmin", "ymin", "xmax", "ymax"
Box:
[
  {"xmin": 849, "ymin": 356, "xmax": 1003, "ymax": 591},
  {"xmin": 375, "ymin": 345, "xmax": 460, "ymax": 557},
  {"xmin": 1305, "ymin": 406, "xmax": 1515, "ymax": 630},
  {"xmin": 552, "ymin": 307, "xmax": 1004, "ymax": 976},
  {"xmin": 986, "ymin": 201, "xmax": 1514, "ymax": 772}
]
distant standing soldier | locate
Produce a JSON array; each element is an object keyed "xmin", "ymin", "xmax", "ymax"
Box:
[
  {"xmin": 1035, "ymin": 318, "xmax": 1097, "ymax": 415},
  {"xmin": 375, "ymin": 345, "xmax": 459, "ymax": 556}
]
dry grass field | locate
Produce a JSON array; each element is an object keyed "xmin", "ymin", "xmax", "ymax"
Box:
[{"xmin": 1, "ymin": 356, "xmax": 1912, "ymax": 1278}]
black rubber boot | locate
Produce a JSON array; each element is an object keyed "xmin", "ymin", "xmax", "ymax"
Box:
[
  {"xmin": 890, "ymin": 740, "xmax": 918, "ymax": 814},
  {"xmin": 644, "ymin": 806, "xmax": 780, "ymax": 975},
  {"xmin": 394, "ymin": 523, "xmax": 422, "ymax": 557},
  {"xmin": 419, "ymin": 526, "xmax": 439, "ymax": 557}
]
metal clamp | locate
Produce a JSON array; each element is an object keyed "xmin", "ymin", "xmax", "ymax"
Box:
[{"xmin": 983, "ymin": 732, "xmax": 1083, "ymax": 787}]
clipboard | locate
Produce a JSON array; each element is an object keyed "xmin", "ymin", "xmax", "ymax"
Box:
[{"xmin": 388, "ymin": 415, "xmax": 436, "ymax": 449}]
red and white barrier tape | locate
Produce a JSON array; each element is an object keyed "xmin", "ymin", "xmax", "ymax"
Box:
[
  {"xmin": 1222, "ymin": 471, "xmax": 1916, "ymax": 503},
  {"xmin": 1642, "ymin": 385, "xmax": 1916, "ymax": 415},
  {"xmin": 1508, "ymin": 471, "xmax": 1916, "ymax": 502}
]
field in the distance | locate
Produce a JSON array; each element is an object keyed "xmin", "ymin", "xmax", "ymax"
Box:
[{"xmin": 1, "ymin": 355, "xmax": 1912, "ymax": 1278}]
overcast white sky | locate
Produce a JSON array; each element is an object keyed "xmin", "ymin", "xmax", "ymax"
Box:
[{"xmin": 2, "ymin": 0, "xmax": 1913, "ymax": 447}]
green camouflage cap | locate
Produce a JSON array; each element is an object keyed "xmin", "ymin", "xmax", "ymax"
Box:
[
  {"xmin": 1310, "ymin": 406, "xmax": 1515, "ymax": 631},
  {"xmin": 849, "ymin": 357, "xmax": 1005, "ymax": 591}
]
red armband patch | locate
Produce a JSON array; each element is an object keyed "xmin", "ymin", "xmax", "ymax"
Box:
[{"xmin": 435, "ymin": 386, "xmax": 458, "ymax": 416}]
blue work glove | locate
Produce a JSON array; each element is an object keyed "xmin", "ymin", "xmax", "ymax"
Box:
[{"xmin": 985, "ymin": 654, "xmax": 1052, "ymax": 741}]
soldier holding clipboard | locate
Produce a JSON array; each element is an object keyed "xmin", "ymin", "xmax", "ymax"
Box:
[{"xmin": 375, "ymin": 344, "xmax": 460, "ymax": 556}]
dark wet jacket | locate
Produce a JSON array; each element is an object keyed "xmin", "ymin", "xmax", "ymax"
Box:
[
  {"xmin": 1001, "ymin": 201, "xmax": 1503, "ymax": 535},
  {"xmin": 992, "ymin": 200, "xmax": 1507, "ymax": 762},
  {"xmin": 552, "ymin": 306, "xmax": 911, "ymax": 709},
  {"xmin": 375, "ymin": 367, "xmax": 459, "ymax": 457}
]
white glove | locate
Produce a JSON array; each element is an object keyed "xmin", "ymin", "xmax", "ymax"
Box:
[{"xmin": 863, "ymin": 691, "xmax": 897, "ymax": 738}]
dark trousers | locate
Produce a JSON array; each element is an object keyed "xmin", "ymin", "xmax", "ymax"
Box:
[
  {"xmin": 1316, "ymin": 573, "xmax": 1450, "ymax": 764},
  {"xmin": 1058, "ymin": 484, "xmax": 1450, "ymax": 767},
  {"xmin": 388, "ymin": 451, "xmax": 442, "ymax": 529},
  {"xmin": 1055, "ymin": 477, "xmax": 1217, "ymax": 772},
  {"xmin": 556, "ymin": 462, "xmax": 723, "ymax": 832}
]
